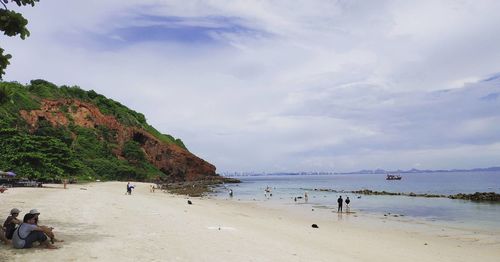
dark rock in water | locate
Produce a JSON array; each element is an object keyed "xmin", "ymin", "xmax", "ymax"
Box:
[
  {"xmin": 187, "ymin": 200, "xmax": 192, "ymax": 205},
  {"xmin": 311, "ymin": 224, "xmax": 319, "ymax": 228},
  {"xmin": 448, "ymin": 192, "xmax": 500, "ymax": 202}
]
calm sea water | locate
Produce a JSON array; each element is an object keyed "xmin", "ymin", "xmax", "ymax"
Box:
[{"xmin": 215, "ymin": 171, "xmax": 500, "ymax": 231}]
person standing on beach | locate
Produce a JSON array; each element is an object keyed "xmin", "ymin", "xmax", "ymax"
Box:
[
  {"xmin": 229, "ymin": 189, "xmax": 233, "ymax": 198},
  {"xmin": 126, "ymin": 182, "xmax": 134, "ymax": 195},
  {"xmin": 304, "ymin": 191, "xmax": 309, "ymax": 203},
  {"xmin": 345, "ymin": 197, "xmax": 351, "ymax": 213},
  {"xmin": 337, "ymin": 196, "xmax": 343, "ymax": 213}
]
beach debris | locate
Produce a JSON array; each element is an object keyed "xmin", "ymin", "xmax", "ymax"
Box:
[
  {"xmin": 80, "ymin": 188, "xmax": 87, "ymax": 190},
  {"xmin": 207, "ymin": 226, "xmax": 236, "ymax": 231},
  {"xmin": 312, "ymin": 209, "xmax": 314, "ymax": 211},
  {"xmin": 187, "ymin": 200, "xmax": 192, "ymax": 205},
  {"xmin": 424, "ymin": 243, "xmax": 428, "ymax": 245},
  {"xmin": 311, "ymin": 224, "xmax": 319, "ymax": 228}
]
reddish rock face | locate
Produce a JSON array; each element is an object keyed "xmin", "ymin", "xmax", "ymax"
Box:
[{"xmin": 20, "ymin": 99, "xmax": 217, "ymax": 181}]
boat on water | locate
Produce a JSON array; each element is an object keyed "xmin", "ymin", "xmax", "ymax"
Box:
[{"xmin": 386, "ymin": 174, "xmax": 402, "ymax": 180}]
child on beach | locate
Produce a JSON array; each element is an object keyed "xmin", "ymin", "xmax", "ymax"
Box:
[{"xmin": 3, "ymin": 208, "xmax": 22, "ymax": 240}]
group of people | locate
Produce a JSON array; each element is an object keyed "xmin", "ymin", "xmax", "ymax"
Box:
[
  {"xmin": 264, "ymin": 186, "xmax": 273, "ymax": 198},
  {"xmin": 1, "ymin": 208, "xmax": 61, "ymax": 249},
  {"xmin": 337, "ymin": 196, "xmax": 351, "ymax": 213}
]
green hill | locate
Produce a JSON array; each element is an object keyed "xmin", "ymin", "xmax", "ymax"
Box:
[{"xmin": 0, "ymin": 80, "xmax": 217, "ymax": 183}]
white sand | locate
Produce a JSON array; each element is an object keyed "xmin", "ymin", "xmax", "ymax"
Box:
[{"xmin": 1, "ymin": 182, "xmax": 499, "ymax": 262}]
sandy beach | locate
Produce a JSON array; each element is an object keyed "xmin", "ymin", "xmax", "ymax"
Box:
[{"xmin": 1, "ymin": 182, "xmax": 499, "ymax": 262}]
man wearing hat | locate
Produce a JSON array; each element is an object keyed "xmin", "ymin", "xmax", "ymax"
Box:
[
  {"xmin": 29, "ymin": 209, "xmax": 62, "ymax": 243},
  {"xmin": 12, "ymin": 213, "xmax": 57, "ymax": 249},
  {"xmin": 3, "ymin": 208, "xmax": 22, "ymax": 240}
]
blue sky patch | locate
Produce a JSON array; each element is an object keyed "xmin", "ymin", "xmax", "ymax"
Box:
[{"xmin": 94, "ymin": 15, "xmax": 265, "ymax": 49}]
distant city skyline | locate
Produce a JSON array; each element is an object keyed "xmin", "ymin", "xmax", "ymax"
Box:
[{"xmin": 3, "ymin": 0, "xmax": 500, "ymax": 172}]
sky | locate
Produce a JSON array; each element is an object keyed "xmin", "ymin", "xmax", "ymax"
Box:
[{"xmin": 2, "ymin": 0, "xmax": 500, "ymax": 173}]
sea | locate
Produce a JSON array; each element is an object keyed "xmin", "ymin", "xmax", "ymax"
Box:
[{"xmin": 214, "ymin": 171, "xmax": 500, "ymax": 232}]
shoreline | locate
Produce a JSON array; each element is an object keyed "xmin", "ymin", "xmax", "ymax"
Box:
[{"xmin": 1, "ymin": 182, "xmax": 499, "ymax": 261}]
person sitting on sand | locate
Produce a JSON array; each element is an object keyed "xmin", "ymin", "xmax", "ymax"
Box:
[
  {"xmin": 12, "ymin": 213, "xmax": 57, "ymax": 249},
  {"xmin": 29, "ymin": 209, "xmax": 63, "ymax": 243},
  {"xmin": 3, "ymin": 208, "xmax": 22, "ymax": 240}
]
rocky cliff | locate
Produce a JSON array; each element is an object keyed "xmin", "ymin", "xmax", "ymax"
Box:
[{"xmin": 19, "ymin": 99, "xmax": 217, "ymax": 182}]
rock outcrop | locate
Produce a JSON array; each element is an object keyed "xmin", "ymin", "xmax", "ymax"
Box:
[
  {"xmin": 19, "ymin": 99, "xmax": 217, "ymax": 182},
  {"xmin": 448, "ymin": 192, "xmax": 500, "ymax": 202}
]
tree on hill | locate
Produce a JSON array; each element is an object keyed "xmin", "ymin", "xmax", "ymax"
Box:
[{"xmin": 0, "ymin": 0, "xmax": 39, "ymax": 79}]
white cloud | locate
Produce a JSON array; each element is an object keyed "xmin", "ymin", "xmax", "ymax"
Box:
[{"xmin": 2, "ymin": 0, "xmax": 500, "ymax": 172}]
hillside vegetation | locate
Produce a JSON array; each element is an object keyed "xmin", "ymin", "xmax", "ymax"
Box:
[{"xmin": 0, "ymin": 80, "xmax": 192, "ymax": 182}]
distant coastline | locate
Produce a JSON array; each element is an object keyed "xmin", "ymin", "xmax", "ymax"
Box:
[
  {"xmin": 338, "ymin": 166, "xmax": 500, "ymax": 175},
  {"xmin": 221, "ymin": 166, "xmax": 500, "ymax": 177}
]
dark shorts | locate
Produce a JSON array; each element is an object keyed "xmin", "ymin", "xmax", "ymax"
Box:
[{"xmin": 24, "ymin": 231, "xmax": 47, "ymax": 248}]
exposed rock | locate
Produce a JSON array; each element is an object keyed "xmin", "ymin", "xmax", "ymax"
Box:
[
  {"xmin": 19, "ymin": 99, "xmax": 217, "ymax": 182},
  {"xmin": 448, "ymin": 192, "xmax": 500, "ymax": 202}
]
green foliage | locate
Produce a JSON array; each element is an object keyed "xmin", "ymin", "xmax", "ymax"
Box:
[
  {"xmin": 0, "ymin": 81, "xmax": 39, "ymax": 129},
  {"xmin": 122, "ymin": 141, "xmax": 146, "ymax": 164},
  {"xmin": 34, "ymin": 119, "xmax": 73, "ymax": 145},
  {"xmin": 0, "ymin": 9, "xmax": 29, "ymax": 38},
  {"xmin": 0, "ymin": 48, "xmax": 11, "ymax": 78},
  {"xmin": 0, "ymin": 0, "xmax": 39, "ymax": 79},
  {"xmin": 0, "ymin": 128, "xmax": 84, "ymax": 181},
  {"xmin": 0, "ymin": 80, "xmax": 186, "ymax": 182}
]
